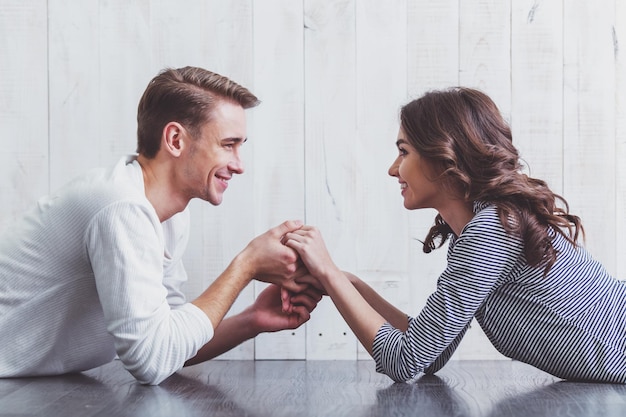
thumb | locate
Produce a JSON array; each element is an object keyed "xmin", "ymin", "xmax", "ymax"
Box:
[
  {"xmin": 276, "ymin": 219, "xmax": 304, "ymax": 235},
  {"xmin": 281, "ymin": 287, "xmax": 292, "ymax": 313}
]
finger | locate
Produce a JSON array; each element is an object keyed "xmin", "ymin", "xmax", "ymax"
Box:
[
  {"xmin": 281, "ymin": 279, "xmax": 309, "ymax": 293},
  {"xmin": 296, "ymin": 284, "xmax": 324, "ymax": 300},
  {"xmin": 289, "ymin": 305, "xmax": 311, "ymax": 325},
  {"xmin": 294, "ymin": 274, "xmax": 326, "ymax": 292},
  {"xmin": 276, "ymin": 220, "xmax": 304, "ymax": 241},
  {"xmin": 290, "ymin": 292, "xmax": 322, "ymax": 312},
  {"xmin": 281, "ymin": 287, "xmax": 293, "ymax": 313},
  {"xmin": 290, "ymin": 264, "xmax": 309, "ymax": 280},
  {"xmin": 282, "ymin": 229, "xmax": 310, "ymax": 243}
]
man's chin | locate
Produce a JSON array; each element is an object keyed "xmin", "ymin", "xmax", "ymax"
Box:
[
  {"xmin": 196, "ymin": 193, "xmax": 223, "ymax": 206},
  {"xmin": 208, "ymin": 194, "xmax": 224, "ymax": 206}
]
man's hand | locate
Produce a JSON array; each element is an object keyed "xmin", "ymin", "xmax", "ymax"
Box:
[
  {"xmin": 185, "ymin": 283, "xmax": 323, "ymax": 366},
  {"xmin": 280, "ymin": 273, "xmax": 327, "ymax": 313},
  {"xmin": 240, "ymin": 220, "xmax": 307, "ymax": 291},
  {"xmin": 250, "ymin": 284, "xmax": 323, "ymax": 332},
  {"xmin": 282, "ymin": 225, "xmax": 342, "ymax": 284}
]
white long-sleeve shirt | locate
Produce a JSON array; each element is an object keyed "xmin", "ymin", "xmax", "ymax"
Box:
[
  {"xmin": 0, "ymin": 155, "xmax": 213, "ymax": 384},
  {"xmin": 373, "ymin": 202, "xmax": 626, "ymax": 384}
]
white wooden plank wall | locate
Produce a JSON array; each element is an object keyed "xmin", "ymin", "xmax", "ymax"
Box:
[{"xmin": 1, "ymin": 0, "xmax": 623, "ymax": 361}]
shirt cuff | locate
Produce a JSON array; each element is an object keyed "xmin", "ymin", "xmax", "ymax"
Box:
[{"xmin": 180, "ymin": 302, "xmax": 214, "ymax": 345}]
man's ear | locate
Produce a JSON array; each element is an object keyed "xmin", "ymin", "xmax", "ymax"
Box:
[{"xmin": 162, "ymin": 122, "xmax": 186, "ymax": 157}]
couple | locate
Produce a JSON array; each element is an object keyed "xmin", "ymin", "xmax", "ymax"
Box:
[{"xmin": 0, "ymin": 67, "xmax": 624, "ymax": 385}]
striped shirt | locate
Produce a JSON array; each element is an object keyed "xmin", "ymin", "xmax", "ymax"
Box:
[{"xmin": 372, "ymin": 202, "xmax": 626, "ymax": 383}]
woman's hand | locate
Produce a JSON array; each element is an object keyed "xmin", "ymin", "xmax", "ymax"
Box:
[
  {"xmin": 239, "ymin": 220, "xmax": 309, "ymax": 292},
  {"xmin": 282, "ymin": 226, "xmax": 341, "ymax": 282}
]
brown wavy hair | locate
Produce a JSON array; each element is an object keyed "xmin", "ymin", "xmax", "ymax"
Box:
[
  {"xmin": 400, "ymin": 87, "xmax": 583, "ymax": 275},
  {"xmin": 136, "ymin": 66, "xmax": 260, "ymax": 158}
]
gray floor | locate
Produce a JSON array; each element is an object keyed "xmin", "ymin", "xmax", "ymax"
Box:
[{"xmin": 1, "ymin": 359, "xmax": 625, "ymax": 416}]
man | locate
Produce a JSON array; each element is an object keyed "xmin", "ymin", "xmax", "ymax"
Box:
[{"xmin": 0, "ymin": 67, "xmax": 320, "ymax": 385}]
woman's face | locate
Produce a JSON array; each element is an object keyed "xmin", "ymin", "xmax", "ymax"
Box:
[{"xmin": 388, "ymin": 127, "xmax": 440, "ymax": 210}]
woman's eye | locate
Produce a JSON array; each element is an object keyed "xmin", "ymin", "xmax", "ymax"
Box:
[{"xmin": 398, "ymin": 148, "xmax": 408, "ymax": 156}]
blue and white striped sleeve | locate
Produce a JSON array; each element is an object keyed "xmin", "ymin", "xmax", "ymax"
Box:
[{"xmin": 372, "ymin": 208, "xmax": 524, "ymax": 382}]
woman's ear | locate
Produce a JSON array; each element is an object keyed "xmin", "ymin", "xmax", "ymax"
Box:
[{"xmin": 162, "ymin": 122, "xmax": 186, "ymax": 157}]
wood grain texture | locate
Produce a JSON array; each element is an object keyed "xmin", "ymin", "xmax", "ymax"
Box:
[
  {"xmin": 353, "ymin": 0, "xmax": 408, "ymax": 361},
  {"xmin": 457, "ymin": 0, "xmax": 513, "ymax": 361},
  {"xmin": 0, "ymin": 0, "xmax": 48, "ymax": 231},
  {"xmin": 404, "ymin": 1, "xmax": 458, "ymax": 354},
  {"xmin": 616, "ymin": 0, "xmax": 626, "ymax": 280},
  {"xmin": 563, "ymin": 0, "xmax": 617, "ymax": 273},
  {"xmin": 459, "ymin": 0, "xmax": 511, "ymax": 111},
  {"xmin": 251, "ymin": 0, "xmax": 306, "ymax": 360},
  {"xmin": 1, "ymin": 360, "xmax": 625, "ymax": 417},
  {"xmin": 303, "ymin": 0, "xmax": 360, "ymax": 360},
  {"xmin": 511, "ymin": 0, "xmax": 564, "ymax": 193}
]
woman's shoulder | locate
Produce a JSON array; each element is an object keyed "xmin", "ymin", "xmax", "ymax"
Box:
[
  {"xmin": 462, "ymin": 201, "xmax": 502, "ymax": 233},
  {"xmin": 453, "ymin": 201, "xmax": 523, "ymax": 251}
]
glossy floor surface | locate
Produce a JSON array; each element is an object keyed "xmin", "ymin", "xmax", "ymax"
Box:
[{"xmin": 1, "ymin": 359, "xmax": 625, "ymax": 416}]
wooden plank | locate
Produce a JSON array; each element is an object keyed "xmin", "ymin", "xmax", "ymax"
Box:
[
  {"xmin": 459, "ymin": 0, "xmax": 512, "ymax": 113},
  {"xmin": 563, "ymin": 0, "xmax": 616, "ymax": 274},
  {"xmin": 5, "ymin": 359, "xmax": 626, "ymax": 417},
  {"xmin": 511, "ymin": 0, "xmax": 564, "ymax": 195},
  {"xmin": 353, "ymin": 0, "xmax": 408, "ymax": 360},
  {"xmin": 303, "ymin": 0, "xmax": 359, "ymax": 360},
  {"xmin": 457, "ymin": 0, "xmax": 512, "ymax": 360},
  {"xmin": 616, "ymin": 0, "xmax": 626, "ymax": 280},
  {"xmin": 0, "ymin": 0, "xmax": 48, "ymax": 231},
  {"xmin": 98, "ymin": 0, "xmax": 152, "ymax": 163},
  {"xmin": 251, "ymin": 0, "xmax": 306, "ymax": 360},
  {"xmin": 407, "ymin": 0, "xmax": 460, "ymax": 95},
  {"xmin": 48, "ymin": 0, "xmax": 101, "ymax": 190},
  {"xmin": 404, "ymin": 0, "xmax": 459, "ymax": 357}
]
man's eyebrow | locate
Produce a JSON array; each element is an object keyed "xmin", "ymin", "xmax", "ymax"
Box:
[{"xmin": 222, "ymin": 137, "xmax": 247, "ymax": 143}]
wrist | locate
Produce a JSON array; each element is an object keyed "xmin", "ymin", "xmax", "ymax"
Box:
[
  {"xmin": 316, "ymin": 265, "xmax": 344, "ymax": 288},
  {"xmin": 231, "ymin": 251, "xmax": 257, "ymax": 284},
  {"xmin": 236, "ymin": 306, "xmax": 263, "ymax": 339},
  {"xmin": 342, "ymin": 271, "xmax": 359, "ymax": 285}
]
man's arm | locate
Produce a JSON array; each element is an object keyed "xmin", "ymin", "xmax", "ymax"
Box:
[
  {"xmin": 191, "ymin": 220, "xmax": 305, "ymax": 329},
  {"xmin": 190, "ymin": 253, "xmax": 255, "ymax": 330},
  {"xmin": 186, "ymin": 284, "xmax": 322, "ymax": 365}
]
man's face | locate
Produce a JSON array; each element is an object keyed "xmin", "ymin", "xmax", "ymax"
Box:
[{"xmin": 181, "ymin": 100, "xmax": 247, "ymax": 206}]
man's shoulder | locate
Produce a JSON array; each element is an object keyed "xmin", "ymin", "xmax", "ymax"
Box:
[{"xmin": 43, "ymin": 156, "xmax": 148, "ymax": 218}]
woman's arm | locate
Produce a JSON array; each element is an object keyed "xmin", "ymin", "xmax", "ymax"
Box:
[
  {"xmin": 284, "ymin": 228, "xmax": 390, "ymax": 355},
  {"xmin": 296, "ymin": 271, "xmax": 409, "ymax": 332},
  {"xmin": 315, "ymin": 270, "xmax": 386, "ymax": 355},
  {"xmin": 343, "ymin": 272, "xmax": 409, "ymax": 332},
  {"xmin": 286, "ymin": 209, "xmax": 524, "ymax": 382}
]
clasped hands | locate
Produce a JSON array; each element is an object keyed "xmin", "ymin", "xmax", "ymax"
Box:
[{"xmin": 243, "ymin": 220, "xmax": 332, "ymax": 331}]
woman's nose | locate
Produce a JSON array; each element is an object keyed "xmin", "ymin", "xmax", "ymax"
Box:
[{"xmin": 388, "ymin": 158, "xmax": 399, "ymax": 177}]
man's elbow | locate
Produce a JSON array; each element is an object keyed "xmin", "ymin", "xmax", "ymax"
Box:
[{"xmin": 128, "ymin": 363, "xmax": 175, "ymax": 385}]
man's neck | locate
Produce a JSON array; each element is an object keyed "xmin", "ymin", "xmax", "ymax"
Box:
[{"xmin": 136, "ymin": 154, "xmax": 189, "ymax": 222}]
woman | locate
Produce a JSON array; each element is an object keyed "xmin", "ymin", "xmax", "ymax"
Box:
[{"xmin": 284, "ymin": 87, "xmax": 626, "ymax": 383}]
